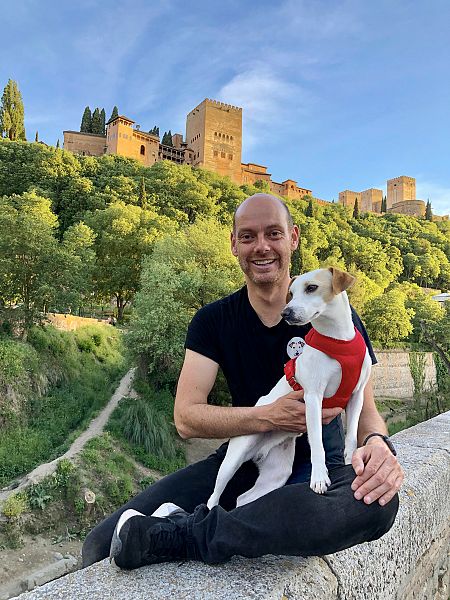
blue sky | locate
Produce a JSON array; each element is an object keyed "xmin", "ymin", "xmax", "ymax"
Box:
[{"xmin": 2, "ymin": 0, "xmax": 450, "ymax": 214}]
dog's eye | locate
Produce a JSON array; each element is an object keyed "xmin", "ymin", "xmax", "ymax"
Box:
[
  {"xmin": 286, "ymin": 291, "xmax": 293, "ymax": 302},
  {"xmin": 305, "ymin": 284, "xmax": 318, "ymax": 293}
]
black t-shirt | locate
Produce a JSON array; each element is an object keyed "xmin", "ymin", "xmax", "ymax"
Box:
[{"xmin": 185, "ymin": 286, "xmax": 377, "ymax": 471}]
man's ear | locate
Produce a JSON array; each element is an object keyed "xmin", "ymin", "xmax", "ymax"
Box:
[
  {"xmin": 286, "ymin": 276, "xmax": 297, "ymax": 303},
  {"xmin": 328, "ymin": 267, "xmax": 355, "ymax": 294},
  {"xmin": 230, "ymin": 231, "xmax": 238, "ymax": 257}
]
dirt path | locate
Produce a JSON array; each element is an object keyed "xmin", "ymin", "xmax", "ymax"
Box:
[{"xmin": 0, "ymin": 368, "xmax": 136, "ymax": 504}]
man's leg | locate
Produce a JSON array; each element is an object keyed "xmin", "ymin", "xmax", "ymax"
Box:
[
  {"xmin": 189, "ymin": 464, "xmax": 399, "ymax": 564},
  {"xmin": 82, "ymin": 443, "xmax": 258, "ymax": 567}
]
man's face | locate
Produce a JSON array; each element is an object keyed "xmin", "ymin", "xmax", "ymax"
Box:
[{"xmin": 231, "ymin": 196, "xmax": 299, "ymax": 286}]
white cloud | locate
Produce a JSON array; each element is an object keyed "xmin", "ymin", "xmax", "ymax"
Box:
[
  {"xmin": 416, "ymin": 180, "xmax": 450, "ymax": 216},
  {"xmin": 217, "ymin": 65, "xmax": 315, "ymax": 153}
]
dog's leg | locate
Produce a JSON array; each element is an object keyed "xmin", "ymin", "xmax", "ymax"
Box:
[
  {"xmin": 344, "ymin": 387, "xmax": 365, "ymax": 464},
  {"xmin": 304, "ymin": 391, "xmax": 331, "ymax": 494},
  {"xmin": 207, "ymin": 435, "xmax": 262, "ymax": 509},
  {"xmin": 236, "ymin": 438, "xmax": 297, "ymax": 507}
]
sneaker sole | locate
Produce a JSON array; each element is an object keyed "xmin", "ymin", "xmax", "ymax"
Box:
[{"xmin": 109, "ymin": 509, "xmax": 145, "ymax": 565}]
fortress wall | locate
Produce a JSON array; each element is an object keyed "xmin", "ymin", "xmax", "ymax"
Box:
[
  {"xmin": 372, "ymin": 351, "xmax": 436, "ymax": 398},
  {"xmin": 15, "ymin": 411, "xmax": 450, "ymax": 600}
]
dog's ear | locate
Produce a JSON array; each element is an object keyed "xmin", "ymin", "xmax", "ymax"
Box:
[
  {"xmin": 286, "ymin": 276, "xmax": 297, "ymax": 303},
  {"xmin": 328, "ymin": 267, "xmax": 355, "ymax": 294}
]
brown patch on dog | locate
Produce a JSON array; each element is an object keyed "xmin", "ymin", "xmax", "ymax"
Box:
[{"xmin": 328, "ymin": 267, "xmax": 355, "ymax": 295}]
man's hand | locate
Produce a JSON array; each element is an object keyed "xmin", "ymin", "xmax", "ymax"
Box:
[
  {"xmin": 351, "ymin": 437, "xmax": 404, "ymax": 506},
  {"xmin": 265, "ymin": 391, "xmax": 343, "ymax": 433}
]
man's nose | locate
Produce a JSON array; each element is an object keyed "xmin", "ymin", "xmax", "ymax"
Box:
[{"xmin": 254, "ymin": 233, "xmax": 270, "ymax": 252}]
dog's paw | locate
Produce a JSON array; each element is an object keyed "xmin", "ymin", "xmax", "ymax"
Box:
[{"xmin": 310, "ymin": 468, "xmax": 331, "ymax": 494}]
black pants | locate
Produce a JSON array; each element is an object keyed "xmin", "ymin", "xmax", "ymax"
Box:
[{"xmin": 82, "ymin": 443, "xmax": 399, "ymax": 566}]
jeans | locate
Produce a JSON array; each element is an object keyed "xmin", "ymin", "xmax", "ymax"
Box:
[{"xmin": 82, "ymin": 438, "xmax": 399, "ymax": 567}]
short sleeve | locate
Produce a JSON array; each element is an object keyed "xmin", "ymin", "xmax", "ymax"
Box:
[
  {"xmin": 351, "ymin": 307, "xmax": 377, "ymax": 365},
  {"xmin": 185, "ymin": 305, "xmax": 222, "ymax": 364}
]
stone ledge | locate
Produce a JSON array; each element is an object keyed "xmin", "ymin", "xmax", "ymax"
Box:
[{"xmin": 14, "ymin": 412, "xmax": 450, "ymax": 600}]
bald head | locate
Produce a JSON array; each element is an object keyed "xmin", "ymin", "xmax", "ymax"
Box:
[{"xmin": 233, "ymin": 194, "xmax": 293, "ymax": 233}]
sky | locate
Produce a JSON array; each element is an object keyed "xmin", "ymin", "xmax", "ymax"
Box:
[{"xmin": 2, "ymin": 0, "xmax": 450, "ymax": 215}]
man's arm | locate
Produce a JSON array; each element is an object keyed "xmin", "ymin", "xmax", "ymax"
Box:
[
  {"xmin": 174, "ymin": 349, "xmax": 342, "ymax": 439},
  {"xmin": 351, "ymin": 376, "xmax": 404, "ymax": 506}
]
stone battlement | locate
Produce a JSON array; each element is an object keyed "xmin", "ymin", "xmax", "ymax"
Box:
[
  {"xmin": 15, "ymin": 411, "xmax": 450, "ymax": 600},
  {"xmin": 205, "ymin": 98, "xmax": 242, "ymax": 111}
]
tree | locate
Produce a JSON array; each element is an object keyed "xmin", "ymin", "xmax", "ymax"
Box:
[
  {"xmin": 149, "ymin": 126, "xmax": 159, "ymax": 136},
  {"xmin": 305, "ymin": 197, "xmax": 314, "ymax": 217},
  {"xmin": 362, "ymin": 289, "xmax": 414, "ymax": 346},
  {"xmin": 109, "ymin": 106, "xmax": 119, "ymax": 122},
  {"xmin": 419, "ymin": 302, "xmax": 450, "ymax": 374},
  {"xmin": 0, "ymin": 191, "xmax": 91, "ymax": 330},
  {"xmin": 85, "ymin": 201, "xmax": 176, "ymax": 321},
  {"xmin": 100, "ymin": 108, "xmax": 106, "ymax": 134},
  {"xmin": 425, "ymin": 199, "xmax": 432, "ymax": 221},
  {"xmin": 138, "ymin": 177, "xmax": 147, "ymax": 209},
  {"xmin": 161, "ymin": 131, "xmax": 173, "ymax": 146},
  {"xmin": 127, "ymin": 217, "xmax": 243, "ymax": 383},
  {"xmin": 394, "ymin": 282, "xmax": 444, "ymax": 343},
  {"xmin": 35, "ymin": 131, "xmax": 38, "ymax": 142},
  {"xmin": 56, "ymin": 139, "xmax": 60, "ymax": 149},
  {"xmin": 80, "ymin": 106, "xmax": 92, "ymax": 133},
  {"xmin": 381, "ymin": 196, "xmax": 387, "ymax": 212},
  {"xmin": 91, "ymin": 108, "xmax": 103, "ymax": 134},
  {"xmin": 0, "ymin": 79, "xmax": 26, "ymax": 140},
  {"xmin": 353, "ymin": 198, "xmax": 359, "ymax": 219}
]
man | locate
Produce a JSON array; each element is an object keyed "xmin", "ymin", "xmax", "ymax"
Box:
[{"xmin": 83, "ymin": 194, "xmax": 403, "ymax": 569}]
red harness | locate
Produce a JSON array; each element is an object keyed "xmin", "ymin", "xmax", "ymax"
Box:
[{"xmin": 284, "ymin": 327, "xmax": 367, "ymax": 410}]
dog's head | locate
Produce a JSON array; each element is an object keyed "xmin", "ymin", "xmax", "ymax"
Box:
[{"xmin": 281, "ymin": 267, "xmax": 355, "ymax": 325}]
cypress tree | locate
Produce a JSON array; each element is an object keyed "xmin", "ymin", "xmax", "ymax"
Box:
[
  {"xmin": 56, "ymin": 139, "xmax": 60, "ymax": 149},
  {"xmin": 35, "ymin": 131, "xmax": 38, "ymax": 142},
  {"xmin": 0, "ymin": 79, "xmax": 26, "ymax": 140},
  {"xmin": 305, "ymin": 198, "xmax": 314, "ymax": 217},
  {"xmin": 91, "ymin": 108, "xmax": 103, "ymax": 134},
  {"xmin": 139, "ymin": 177, "xmax": 148, "ymax": 209},
  {"xmin": 100, "ymin": 108, "xmax": 106, "ymax": 134},
  {"xmin": 353, "ymin": 198, "xmax": 360, "ymax": 219},
  {"xmin": 425, "ymin": 200, "xmax": 433, "ymax": 221},
  {"xmin": 162, "ymin": 130, "xmax": 173, "ymax": 146},
  {"xmin": 109, "ymin": 106, "xmax": 119, "ymax": 122},
  {"xmin": 381, "ymin": 195, "xmax": 387, "ymax": 212},
  {"xmin": 80, "ymin": 106, "xmax": 92, "ymax": 133}
]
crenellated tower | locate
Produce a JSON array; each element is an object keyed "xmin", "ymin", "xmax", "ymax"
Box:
[{"xmin": 186, "ymin": 99, "xmax": 242, "ymax": 184}]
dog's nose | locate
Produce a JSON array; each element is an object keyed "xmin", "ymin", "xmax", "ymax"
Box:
[{"xmin": 281, "ymin": 307, "xmax": 294, "ymax": 321}]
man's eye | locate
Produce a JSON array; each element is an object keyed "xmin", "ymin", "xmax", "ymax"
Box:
[
  {"xmin": 270, "ymin": 231, "xmax": 282, "ymax": 238},
  {"xmin": 305, "ymin": 284, "xmax": 318, "ymax": 293}
]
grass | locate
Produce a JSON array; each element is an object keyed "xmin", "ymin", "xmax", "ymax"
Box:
[
  {"xmin": 107, "ymin": 380, "xmax": 186, "ymax": 475},
  {"xmin": 0, "ymin": 324, "xmax": 127, "ymax": 487}
]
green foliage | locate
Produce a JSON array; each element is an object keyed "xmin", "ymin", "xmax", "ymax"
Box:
[
  {"xmin": 80, "ymin": 106, "xmax": 92, "ymax": 133},
  {"xmin": 362, "ymin": 289, "xmax": 414, "ymax": 345},
  {"xmin": 127, "ymin": 217, "xmax": 242, "ymax": 385},
  {"xmin": 0, "ymin": 325, "xmax": 125, "ymax": 486},
  {"xmin": 409, "ymin": 352, "xmax": 427, "ymax": 398},
  {"xmin": 109, "ymin": 106, "xmax": 119, "ymax": 122},
  {"xmin": 352, "ymin": 198, "xmax": 359, "ymax": 219},
  {"xmin": 161, "ymin": 130, "xmax": 173, "ymax": 146},
  {"xmin": 0, "ymin": 79, "xmax": 26, "ymax": 140},
  {"xmin": 425, "ymin": 200, "xmax": 432, "ymax": 221},
  {"xmin": 91, "ymin": 108, "xmax": 103, "ymax": 135},
  {"xmin": 1, "ymin": 492, "xmax": 28, "ymax": 518}
]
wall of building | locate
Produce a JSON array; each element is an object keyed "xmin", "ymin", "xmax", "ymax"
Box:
[
  {"xmin": 372, "ymin": 350, "xmax": 436, "ymax": 398},
  {"xmin": 361, "ymin": 188, "xmax": 383, "ymax": 212},
  {"xmin": 339, "ymin": 190, "xmax": 361, "ymax": 207},
  {"xmin": 388, "ymin": 199, "xmax": 426, "ymax": 217},
  {"xmin": 387, "ymin": 176, "xmax": 416, "ymax": 209},
  {"xmin": 63, "ymin": 131, "xmax": 106, "ymax": 156},
  {"xmin": 106, "ymin": 117, "xmax": 159, "ymax": 167}
]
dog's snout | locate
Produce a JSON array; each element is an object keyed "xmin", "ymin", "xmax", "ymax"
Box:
[{"xmin": 281, "ymin": 307, "xmax": 294, "ymax": 321}]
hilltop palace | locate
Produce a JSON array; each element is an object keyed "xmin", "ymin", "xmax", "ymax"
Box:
[{"xmin": 64, "ymin": 98, "xmax": 440, "ymax": 219}]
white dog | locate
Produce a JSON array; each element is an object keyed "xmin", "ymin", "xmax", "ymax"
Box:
[{"xmin": 206, "ymin": 267, "xmax": 372, "ymax": 508}]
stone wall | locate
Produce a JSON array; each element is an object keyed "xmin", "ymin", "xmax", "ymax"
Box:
[
  {"xmin": 15, "ymin": 411, "xmax": 450, "ymax": 600},
  {"xmin": 372, "ymin": 350, "xmax": 436, "ymax": 398}
]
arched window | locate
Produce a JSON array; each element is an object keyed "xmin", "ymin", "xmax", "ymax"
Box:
[{"xmin": 140, "ymin": 145, "xmax": 145, "ymax": 156}]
